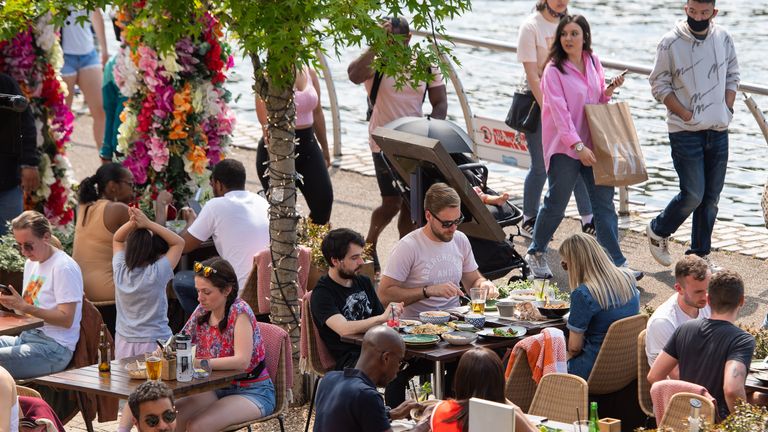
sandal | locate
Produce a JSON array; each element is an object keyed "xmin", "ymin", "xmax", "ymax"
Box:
[{"xmin": 581, "ymin": 222, "xmax": 596, "ymax": 236}]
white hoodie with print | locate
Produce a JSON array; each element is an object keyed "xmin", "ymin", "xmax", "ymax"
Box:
[{"xmin": 649, "ymin": 20, "xmax": 739, "ymax": 133}]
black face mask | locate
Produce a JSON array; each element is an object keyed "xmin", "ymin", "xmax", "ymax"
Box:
[
  {"xmin": 545, "ymin": 2, "xmax": 567, "ymax": 19},
  {"xmin": 687, "ymin": 15, "xmax": 711, "ymax": 32}
]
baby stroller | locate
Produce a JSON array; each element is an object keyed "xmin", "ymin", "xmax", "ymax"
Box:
[{"xmin": 372, "ymin": 117, "xmax": 530, "ymax": 281}]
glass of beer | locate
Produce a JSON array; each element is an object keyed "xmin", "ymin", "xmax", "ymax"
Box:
[
  {"xmin": 145, "ymin": 352, "xmax": 163, "ymax": 381},
  {"xmin": 469, "ymin": 287, "xmax": 487, "ymax": 315}
]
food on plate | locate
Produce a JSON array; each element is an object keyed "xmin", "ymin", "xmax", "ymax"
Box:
[
  {"xmin": 421, "ymin": 311, "xmax": 450, "ymax": 318},
  {"xmin": 541, "ymin": 302, "xmax": 569, "ymax": 309},
  {"xmin": 442, "ymin": 333, "xmax": 465, "ymax": 341},
  {"xmin": 493, "ymin": 327, "xmax": 519, "ymax": 337},
  {"xmin": 515, "ymin": 301, "xmax": 546, "ymax": 321},
  {"xmin": 409, "ymin": 324, "xmax": 452, "ymax": 335}
]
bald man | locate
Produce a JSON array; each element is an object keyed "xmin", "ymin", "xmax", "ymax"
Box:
[{"xmin": 313, "ymin": 326, "xmax": 420, "ymax": 431}]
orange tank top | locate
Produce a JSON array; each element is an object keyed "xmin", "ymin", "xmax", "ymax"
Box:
[
  {"xmin": 430, "ymin": 400, "xmax": 463, "ymax": 432},
  {"xmin": 73, "ymin": 200, "xmax": 116, "ymax": 303}
]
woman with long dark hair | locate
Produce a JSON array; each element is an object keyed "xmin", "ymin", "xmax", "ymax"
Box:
[
  {"xmin": 524, "ymin": 15, "xmax": 637, "ymax": 280},
  {"xmin": 516, "ymin": 0, "xmax": 594, "ymax": 239},
  {"xmin": 174, "ymin": 258, "xmax": 275, "ymax": 431},
  {"xmin": 429, "ymin": 348, "xmax": 537, "ymax": 432}
]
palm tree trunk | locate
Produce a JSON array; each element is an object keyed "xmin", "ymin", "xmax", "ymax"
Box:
[{"xmin": 251, "ymin": 54, "xmax": 305, "ymax": 404}]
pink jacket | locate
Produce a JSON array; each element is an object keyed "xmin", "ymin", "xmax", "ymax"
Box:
[{"xmin": 540, "ymin": 51, "xmax": 610, "ymax": 172}]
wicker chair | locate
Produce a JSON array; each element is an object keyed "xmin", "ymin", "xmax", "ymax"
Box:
[
  {"xmin": 528, "ymin": 373, "xmax": 588, "ymax": 424},
  {"xmin": 637, "ymin": 329, "xmax": 655, "ymax": 418},
  {"xmin": 16, "ymin": 385, "xmax": 42, "ymax": 399},
  {"xmin": 301, "ymin": 291, "xmax": 335, "ymax": 432},
  {"xmin": 220, "ymin": 323, "xmax": 290, "ymax": 432},
  {"xmin": 658, "ymin": 392, "xmax": 715, "ymax": 430},
  {"xmin": 503, "ymin": 347, "xmax": 537, "ymax": 412},
  {"xmin": 587, "ymin": 314, "xmax": 648, "ymax": 395}
]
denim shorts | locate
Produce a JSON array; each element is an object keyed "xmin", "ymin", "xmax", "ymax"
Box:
[
  {"xmin": 61, "ymin": 49, "xmax": 100, "ymax": 76},
  {"xmin": 215, "ymin": 378, "xmax": 276, "ymax": 416}
]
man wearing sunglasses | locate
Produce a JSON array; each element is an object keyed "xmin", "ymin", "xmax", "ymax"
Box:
[
  {"xmin": 126, "ymin": 381, "xmax": 177, "ymax": 432},
  {"xmin": 378, "ymin": 183, "xmax": 498, "ymax": 406}
]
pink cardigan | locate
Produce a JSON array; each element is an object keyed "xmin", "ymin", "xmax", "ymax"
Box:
[{"xmin": 540, "ymin": 51, "xmax": 610, "ymax": 172}]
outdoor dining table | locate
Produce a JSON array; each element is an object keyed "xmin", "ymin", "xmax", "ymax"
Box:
[
  {"xmin": 0, "ymin": 310, "xmax": 44, "ymax": 336},
  {"xmin": 34, "ymin": 356, "xmax": 246, "ymax": 432},
  {"xmin": 340, "ymin": 314, "xmax": 565, "ymax": 399}
]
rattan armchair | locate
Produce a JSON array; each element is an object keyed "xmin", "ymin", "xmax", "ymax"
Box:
[
  {"xmin": 637, "ymin": 329, "xmax": 655, "ymax": 418},
  {"xmin": 587, "ymin": 314, "xmax": 648, "ymax": 395},
  {"xmin": 301, "ymin": 291, "xmax": 335, "ymax": 432},
  {"xmin": 504, "ymin": 347, "xmax": 537, "ymax": 412},
  {"xmin": 659, "ymin": 392, "xmax": 715, "ymax": 430},
  {"xmin": 220, "ymin": 323, "xmax": 289, "ymax": 432},
  {"xmin": 528, "ymin": 373, "xmax": 588, "ymax": 424},
  {"xmin": 16, "ymin": 385, "xmax": 42, "ymax": 399}
]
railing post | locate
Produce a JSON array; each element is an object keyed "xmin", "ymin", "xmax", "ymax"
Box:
[
  {"xmin": 619, "ymin": 186, "xmax": 630, "ymax": 216},
  {"xmin": 316, "ymin": 50, "xmax": 343, "ymax": 157}
]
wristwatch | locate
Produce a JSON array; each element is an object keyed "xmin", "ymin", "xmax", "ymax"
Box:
[{"xmin": 573, "ymin": 142, "xmax": 584, "ymax": 152}]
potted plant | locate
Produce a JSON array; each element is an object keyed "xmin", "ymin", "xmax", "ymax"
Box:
[
  {"xmin": 297, "ymin": 218, "xmax": 375, "ymax": 290},
  {"xmin": 0, "ymin": 226, "xmax": 25, "ymax": 290}
]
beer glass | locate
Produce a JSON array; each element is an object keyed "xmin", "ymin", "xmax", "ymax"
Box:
[
  {"xmin": 470, "ymin": 287, "xmax": 487, "ymax": 315},
  {"xmin": 145, "ymin": 352, "xmax": 163, "ymax": 381}
]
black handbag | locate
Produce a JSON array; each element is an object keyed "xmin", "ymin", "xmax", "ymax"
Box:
[{"xmin": 504, "ymin": 89, "xmax": 540, "ymax": 134}]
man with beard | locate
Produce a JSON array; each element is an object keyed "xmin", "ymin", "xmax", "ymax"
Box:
[
  {"xmin": 378, "ymin": 183, "xmax": 498, "ymax": 406},
  {"xmin": 125, "ymin": 381, "xmax": 177, "ymax": 432},
  {"xmin": 379, "ymin": 182, "xmax": 497, "ymax": 319},
  {"xmin": 311, "ymin": 228, "xmax": 400, "ymax": 369},
  {"xmin": 645, "ymin": 255, "xmax": 711, "ymax": 375}
]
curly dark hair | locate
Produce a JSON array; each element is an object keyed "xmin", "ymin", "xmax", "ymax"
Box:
[{"xmin": 128, "ymin": 381, "xmax": 174, "ymax": 419}]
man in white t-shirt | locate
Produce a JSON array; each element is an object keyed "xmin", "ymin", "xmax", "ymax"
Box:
[
  {"xmin": 173, "ymin": 159, "xmax": 269, "ymax": 314},
  {"xmin": 645, "ymin": 254, "xmax": 711, "ymax": 375},
  {"xmin": 347, "ymin": 16, "xmax": 448, "ymax": 274}
]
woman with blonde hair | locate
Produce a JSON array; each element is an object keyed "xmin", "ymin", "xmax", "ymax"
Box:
[{"xmin": 559, "ymin": 233, "xmax": 639, "ymax": 379}]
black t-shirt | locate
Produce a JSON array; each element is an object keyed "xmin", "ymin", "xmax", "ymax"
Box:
[
  {"xmin": 664, "ymin": 318, "xmax": 755, "ymax": 419},
  {"xmin": 313, "ymin": 368, "xmax": 390, "ymax": 432},
  {"xmin": 311, "ymin": 274, "xmax": 384, "ymax": 366}
]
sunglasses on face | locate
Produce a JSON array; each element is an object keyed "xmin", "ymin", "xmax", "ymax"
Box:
[
  {"xmin": 560, "ymin": 261, "xmax": 568, "ymax": 271},
  {"xmin": 430, "ymin": 211, "xmax": 465, "ymax": 228},
  {"xmin": 144, "ymin": 409, "xmax": 177, "ymax": 427},
  {"xmin": 14, "ymin": 242, "xmax": 34, "ymax": 253},
  {"xmin": 194, "ymin": 262, "xmax": 218, "ymax": 277}
]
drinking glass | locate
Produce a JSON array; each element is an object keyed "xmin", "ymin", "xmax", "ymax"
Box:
[
  {"xmin": 145, "ymin": 352, "xmax": 163, "ymax": 381},
  {"xmin": 469, "ymin": 287, "xmax": 487, "ymax": 315},
  {"xmin": 571, "ymin": 420, "xmax": 590, "ymax": 432},
  {"xmin": 533, "ymin": 279, "xmax": 549, "ymax": 300}
]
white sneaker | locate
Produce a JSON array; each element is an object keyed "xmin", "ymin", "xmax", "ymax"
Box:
[
  {"xmin": 646, "ymin": 223, "xmax": 673, "ymax": 267},
  {"xmin": 525, "ymin": 252, "xmax": 553, "ymax": 279},
  {"xmin": 701, "ymin": 254, "xmax": 723, "ymax": 273}
]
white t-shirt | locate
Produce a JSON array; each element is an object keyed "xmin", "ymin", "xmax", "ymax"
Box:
[
  {"xmin": 382, "ymin": 228, "xmax": 478, "ymax": 319},
  {"xmin": 61, "ymin": 10, "xmax": 96, "ymax": 55},
  {"xmin": 365, "ymin": 67, "xmax": 445, "ymax": 152},
  {"xmin": 517, "ymin": 12, "xmax": 558, "ymax": 74},
  {"xmin": 645, "ymin": 293, "xmax": 712, "ymax": 366},
  {"xmin": 21, "ymin": 249, "xmax": 84, "ymax": 351},
  {"xmin": 187, "ymin": 190, "xmax": 270, "ymax": 293}
]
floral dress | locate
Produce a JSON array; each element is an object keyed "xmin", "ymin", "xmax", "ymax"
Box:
[{"xmin": 182, "ymin": 297, "xmax": 268, "ymax": 380}]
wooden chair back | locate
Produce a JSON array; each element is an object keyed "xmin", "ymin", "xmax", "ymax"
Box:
[
  {"xmin": 637, "ymin": 329, "xmax": 655, "ymax": 417},
  {"xmin": 587, "ymin": 314, "xmax": 648, "ymax": 395},
  {"xmin": 503, "ymin": 348, "xmax": 537, "ymax": 412},
  {"xmin": 528, "ymin": 373, "xmax": 588, "ymax": 424},
  {"xmin": 659, "ymin": 392, "xmax": 715, "ymax": 430}
]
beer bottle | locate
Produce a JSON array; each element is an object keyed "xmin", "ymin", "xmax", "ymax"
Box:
[
  {"xmin": 98, "ymin": 324, "xmax": 111, "ymax": 374},
  {"xmin": 588, "ymin": 401, "xmax": 599, "ymax": 432}
]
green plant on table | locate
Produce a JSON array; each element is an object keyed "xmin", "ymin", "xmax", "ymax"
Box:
[
  {"xmin": 739, "ymin": 323, "xmax": 768, "ymax": 359},
  {"xmin": 634, "ymin": 400, "xmax": 768, "ymax": 431},
  {"xmin": 418, "ymin": 381, "xmax": 432, "ymax": 402}
]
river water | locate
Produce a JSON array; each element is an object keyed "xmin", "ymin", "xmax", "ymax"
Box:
[{"xmin": 221, "ymin": 0, "xmax": 768, "ymax": 226}]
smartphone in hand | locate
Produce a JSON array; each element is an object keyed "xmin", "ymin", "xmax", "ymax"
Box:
[{"xmin": 0, "ymin": 284, "xmax": 12, "ymax": 295}]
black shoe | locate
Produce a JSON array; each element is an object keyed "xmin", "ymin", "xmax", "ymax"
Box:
[
  {"xmin": 520, "ymin": 218, "xmax": 535, "ymax": 239},
  {"xmin": 581, "ymin": 222, "xmax": 596, "ymax": 236}
]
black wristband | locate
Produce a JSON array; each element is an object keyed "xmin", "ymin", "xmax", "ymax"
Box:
[
  {"xmin": 385, "ymin": 405, "xmax": 392, "ymax": 420},
  {"xmin": 423, "ymin": 286, "xmax": 430, "ymax": 299}
]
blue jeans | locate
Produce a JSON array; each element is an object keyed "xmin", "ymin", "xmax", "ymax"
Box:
[
  {"xmin": 0, "ymin": 186, "xmax": 23, "ymax": 236},
  {"xmin": 528, "ymin": 154, "xmax": 626, "ymax": 266},
  {"xmin": 172, "ymin": 270, "xmax": 199, "ymax": 315},
  {"xmin": 0, "ymin": 329, "xmax": 73, "ymax": 379},
  {"xmin": 523, "ymin": 125, "xmax": 592, "ymax": 219},
  {"xmin": 650, "ymin": 130, "xmax": 729, "ymax": 256}
]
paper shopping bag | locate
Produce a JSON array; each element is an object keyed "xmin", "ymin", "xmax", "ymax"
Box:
[{"xmin": 585, "ymin": 102, "xmax": 648, "ymax": 186}]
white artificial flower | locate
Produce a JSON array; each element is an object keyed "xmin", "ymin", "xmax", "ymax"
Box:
[
  {"xmin": 159, "ymin": 50, "xmax": 181, "ymax": 79},
  {"xmin": 117, "ymin": 109, "xmax": 137, "ymax": 154},
  {"xmin": 33, "ymin": 13, "xmax": 57, "ymax": 52}
]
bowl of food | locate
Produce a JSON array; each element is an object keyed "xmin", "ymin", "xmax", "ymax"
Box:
[
  {"xmin": 441, "ymin": 331, "xmax": 477, "ymax": 346},
  {"xmin": 464, "ymin": 313, "xmax": 486, "ymax": 329},
  {"xmin": 419, "ymin": 311, "xmax": 451, "ymax": 325},
  {"xmin": 533, "ymin": 300, "xmax": 570, "ymax": 318},
  {"xmin": 496, "ymin": 299, "xmax": 517, "ymax": 318},
  {"xmin": 125, "ymin": 360, "xmax": 147, "ymax": 380}
]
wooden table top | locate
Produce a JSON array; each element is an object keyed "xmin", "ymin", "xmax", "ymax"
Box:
[
  {"xmin": 0, "ymin": 311, "xmax": 44, "ymax": 336},
  {"xmin": 35, "ymin": 357, "xmax": 247, "ymax": 399},
  {"xmin": 341, "ymin": 320, "xmax": 564, "ymax": 363}
]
